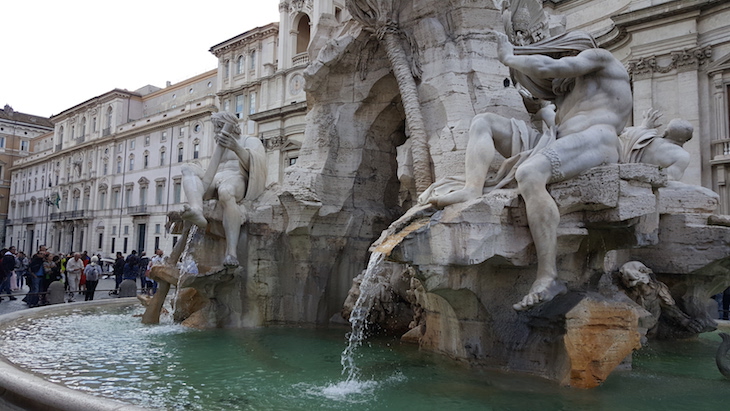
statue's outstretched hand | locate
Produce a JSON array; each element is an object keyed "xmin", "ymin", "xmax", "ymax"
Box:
[{"xmin": 490, "ymin": 31, "xmax": 514, "ymax": 65}]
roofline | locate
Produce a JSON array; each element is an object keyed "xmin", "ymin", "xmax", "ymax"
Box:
[{"xmin": 209, "ymin": 22, "xmax": 279, "ymax": 55}]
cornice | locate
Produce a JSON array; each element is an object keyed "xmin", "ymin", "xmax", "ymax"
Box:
[
  {"xmin": 209, "ymin": 23, "xmax": 279, "ymax": 57},
  {"xmin": 627, "ymin": 45, "xmax": 713, "ymax": 80},
  {"xmin": 599, "ymin": 0, "xmax": 726, "ymax": 49},
  {"xmin": 249, "ymin": 101, "xmax": 307, "ymax": 122}
]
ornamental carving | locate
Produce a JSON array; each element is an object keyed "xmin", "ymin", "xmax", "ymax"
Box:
[
  {"xmin": 288, "ymin": 0, "xmax": 313, "ymax": 14},
  {"xmin": 628, "ymin": 46, "xmax": 712, "ymax": 80},
  {"xmin": 264, "ymin": 135, "xmax": 286, "ymax": 150}
]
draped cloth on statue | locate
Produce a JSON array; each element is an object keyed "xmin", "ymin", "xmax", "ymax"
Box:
[
  {"xmin": 618, "ymin": 126, "xmax": 658, "ymax": 164},
  {"xmin": 418, "ymin": 120, "xmax": 556, "ymax": 204},
  {"xmin": 241, "ymin": 136, "xmax": 267, "ymax": 201}
]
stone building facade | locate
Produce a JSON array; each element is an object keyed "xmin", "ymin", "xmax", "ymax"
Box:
[{"xmin": 0, "ymin": 106, "xmax": 53, "ymax": 245}]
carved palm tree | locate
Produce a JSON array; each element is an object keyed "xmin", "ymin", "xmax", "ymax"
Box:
[{"xmin": 346, "ymin": 0, "xmax": 433, "ymax": 194}]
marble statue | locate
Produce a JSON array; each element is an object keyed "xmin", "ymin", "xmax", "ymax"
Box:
[
  {"xmin": 181, "ymin": 112, "xmax": 266, "ymax": 266},
  {"xmin": 423, "ymin": 29, "xmax": 632, "ymax": 311},
  {"xmin": 618, "ymin": 261, "xmax": 710, "ymax": 338},
  {"xmin": 619, "ymin": 108, "xmax": 693, "ymax": 181}
]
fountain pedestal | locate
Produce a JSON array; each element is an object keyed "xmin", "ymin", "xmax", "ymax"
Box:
[{"xmin": 356, "ymin": 163, "xmax": 729, "ymax": 387}]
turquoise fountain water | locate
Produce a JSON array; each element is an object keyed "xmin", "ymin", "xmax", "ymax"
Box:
[{"xmin": 0, "ymin": 303, "xmax": 728, "ymax": 410}]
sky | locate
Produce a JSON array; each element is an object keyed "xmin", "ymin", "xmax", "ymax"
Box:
[{"xmin": 1, "ymin": 0, "xmax": 281, "ymax": 118}]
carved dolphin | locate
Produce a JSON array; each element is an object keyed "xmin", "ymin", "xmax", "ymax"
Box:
[{"xmin": 717, "ymin": 332, "xmax": 730, "ymax": 379}]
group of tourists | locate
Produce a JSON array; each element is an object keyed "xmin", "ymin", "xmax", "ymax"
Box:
[{"xmin": 0, "ymin": 245, "xmax": 166, "ymax": 308}]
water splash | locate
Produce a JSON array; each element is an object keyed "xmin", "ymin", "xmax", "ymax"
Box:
[
  {"xmin": 340, "ymin": 251, "xmax": 386, "ymax": 383},
  {"xmin": 174, "ymin": 225, "xmax": 199, "ymax": 298}
]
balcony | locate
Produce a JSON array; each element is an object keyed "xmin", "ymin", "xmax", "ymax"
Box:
[
  {"xmin": 292, "ymin": 52, "xmax": 309, "ymax": 66},
  {"xmin": 49, "ymin": 210, "xmax": 93, "ymax": 221},
  {"xmin": 711, "ymin": 138, "xmax": 730, "ymax": 164},
  {"xmin": 22, "ymin": 217, "xmax": 34, "ymax": 224},
  {"xmin": 127, "ymin": 205, "xmax": 149, "ymax": 216}
]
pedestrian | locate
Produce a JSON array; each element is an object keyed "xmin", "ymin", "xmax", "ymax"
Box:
[
  {"xmin": 1, "ymin": 247, "xmax": 17, "ymax": 300},
  {"xmin": 113, "ymin": 252, "xmax": 125, "ymax": 294},
  {"xmin": 83, "ymin": 256, "xmax": 102, "ymax": 301},
  {"xmin": 123, "ymin": 250, "xmax": 140, "ymax": 291},
  {"xmin": 139, "ymin": 252, "xmax": 150, "ymax": 294},
  {"xmin": 25, "ymin": 246, "xmax": 46, "ymax": 307},
  {"xmin": 14, "ymin": 251, "xmax": 29, "ymax": 291},
  {"xmin": 41, "ymin": 252, "xmax": 58, "ymax": 305},
  {"xmin": 148, "ymin": 249, "xmax": 165, "ymax": 295},
  {"xmin": 65, "ymin": 253, "xmax": 84, "ymax": 302}
]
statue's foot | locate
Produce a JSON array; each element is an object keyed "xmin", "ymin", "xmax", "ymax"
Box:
[
  {"xmin": 181, "ymin": 205, "xmax": 208, "ymax": 229},
  {"xmin": 429, "ymin": 187, "xmax": 481, "ymax": 209},
  {"xmin": 222, "ymin": 254, "xmax": 239, "ymax": 267},
  {"xmin": 513, "ymin": 278, "xmax": 567, "ymax": 311}
]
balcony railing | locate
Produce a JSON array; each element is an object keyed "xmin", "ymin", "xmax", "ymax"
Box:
[
  {"xmin": 292, "ymin": 52, "xmax": 309, "ymax": 66},
  {"xmin": 22, "ymin": 217, "xmax": 34, "ymax": 223},
  {"xmin": 48, "ymin": 210, "xmax": 93, "ymax": 221},
  {"xmin": 712, "ymin": 138, "xmax": 730, "ymax": 160},
  {"xmin": 127, "ymin": 205, "xmax": 149, "ymax": 216}
]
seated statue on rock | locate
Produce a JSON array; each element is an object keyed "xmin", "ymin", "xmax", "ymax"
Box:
[
  {"xmin": 421, "ymin": 29, "xmax": 633, "ymax": 311},
  {"xmin": 618, "ymin": 261, "xmax": 713, "ymax": 339},
  {"xmin": 181, "ymin": 112, "xmax": 266, "ymax": 266},
  {"xmin": 619, "ymin": 108, "xmax": 693, "ymax": 181}
]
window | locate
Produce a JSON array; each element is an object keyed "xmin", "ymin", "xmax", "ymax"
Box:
[
  {"xmin": 128, "ymin": 155, "xmax": 134, "ymax": 171},
  {"xmin": 99, "ymin": 191, "xmax": 106, "ymax": 210},
  {"xmin": 143, "ymin": 153, "xmax": 149, "ymax": 169},
  {"xmin": 177, "ymin": 145, "xmax": 184, "ymax": 162},
  {"xmin": 179, "ymin": 127, "xmax": 186, "ymax": 137},
  {"xmin": 92, "ymin": 117, "xmax": 97, "ymax": 132},
  {"xmin": 59, "ymin": 126, "xmax": 64, "ymax": 140},
  {"xmin": 250, "ymin": 50, "xmax": 256, "ymax": 71},
  {"xmin": 124, "ymin": 225, "xmax": 129, "ymax": 235},
  {"xmin": 112, "ymin": 190, "xmax": 119, "ymax": 208},
  {"xmin": 98, "ymin": 233, "xmax": 103, "ymax": 249},
  {"xmin": 71, "ymin": 125, "xmax": 75, "ymax": 139},
  {"xmin": 80, "ymin": 117, "xmax": 86, "ymax": 136},
  {"xmin": 139, "ymin": 186, "xmax": 147, "ymax": 206},
  {"xmin": 249, "ymin": 92, "xmax": 257, "ymax": 115},
  {"xmin": 72, "ymin": 193, "xmax": 80, "ymax": 211},
  {"xmin": 235, "ymin": 95, "xmax": 244, "ymax": 118},
  {"xmin": 83, "ymin": 192, "xmax": 90, "ymax": 210},
  {"xmin": 0, "ymin": 136, "xmax": 5, "ymax": 148},
  {"xmin": 20, "ymin": 140, "xmax": 29, "ymax": 151},
  {"xmin": 125, "ymin": 187, "xmax": 132, "ymax": 207},
  {"xmin": 173, "ymin": 181, "xmax": 181, "ymax": 203},
  {"xmin": 145, "ymin": 135, "xmax": 150, "ymax": 146},
  {"xmin": 194, "ymin": 124, "xmax": 201, "ymax": 133},
  {"xmin": 193, "ymin": 142, "xmax": 200, "ymax": 159},
  {"xmin": 117, "ymin": 143, "xmax": 123, "ymax": 153},
  {"xmin": 161, "ymin": 131, "xmax": 167, "ymax": 142},
  {"xmin": 237, "ymin": 55, "xmax": 244, "ymax": 75},
  {"xmin": 160, "ymin": 148, "xmax": 166, "ymax": 166},
  {"xmin": 129, "ymin": 139, "xmax": 135, "ymax": 150},
  {"xmin": 106, "ymin": 107, "xmax": 113, "ymax": 129},
  {"xmin": 289, "ymin": 157, "xmax": 298, "ymax": 166},
  {"xmin": 116, "ymin": 158, "xmax": 122, "ymax": 173},
  {"xmin": 223, "ymin": 60, "xmax": 230, "ymax": 77},
  {"xmin": 112, "ymin": 225, "xmax": 117, "ymax": 235},
  {"xmin": 223, "ymin": 99, "xmax": 231, "ymax": 112},
  {"xmin": 103, "ymin": 160, "xmax": 108, "ymax": 175},
  {"xmin": 155, "ymin": 184, "xmax": 164, "ymax": 205},
  {"xmin": 155, "ymin": 224, "xmax": 161, "ymax": 234}
]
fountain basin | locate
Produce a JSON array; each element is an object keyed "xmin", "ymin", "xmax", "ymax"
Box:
[{"xmin": 0, "ymin": 301, "xmax": 728, "ymax": 410}]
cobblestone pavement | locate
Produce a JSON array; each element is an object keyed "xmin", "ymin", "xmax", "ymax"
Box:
[{"xmin": 0, "ymin": 277, "xmax": 128, "ymax": 316}]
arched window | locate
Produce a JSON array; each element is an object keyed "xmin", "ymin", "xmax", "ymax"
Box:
[
  {"xmin": 223, "ymin": 60, "xmax": 230, "ymax": 78},
  {"xmin": 128, "ymin": 154, "xmax": 135, "ymax": 171},
  {"xmin": 80, "ymin": 117, "xmax": 86, "ymax": 137},
  {"xmin": 116, "ymin": 156, "xmax": 122, "ymax": 173},
  {"xmin": 296, "ymin": 15, "xmax": 311, "ymax": 54},
  {"xmin": 177, "ymin": 144, "xmax": 184, "ymax": 163},
  {"xmin": 237, "ymin": 55, "xmax": 244, "ymax": 75},
  {"xmin": 59, "ymin": 126, "xmax": 64, "ymax": 140},
  {"xmin": 160, "ymin": 147, "xmax": 166, "ymax": 166},
  {"xmin": 250, "ymin": 50, "xmax": 256, "ymax": 71}
]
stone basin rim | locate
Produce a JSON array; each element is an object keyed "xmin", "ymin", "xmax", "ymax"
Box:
[{"xmin": 0, "ymin": 298, "xmax": 147, "ymax": 411}]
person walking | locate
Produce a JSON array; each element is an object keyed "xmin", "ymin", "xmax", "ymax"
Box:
[
  {"xmin": 65, "ymin": 253, "xmax": 84, "ymax": 302},
  {"xmin": 112, "ymin": 252, "xmax": 125, "ymax": 295},
  {"xmin": 83, "ymin": 256, "xmax": 102, "ymax": 301},
  {"xmin": 1, "ymin": 247, "xmax": 18, "ymax": 301}
]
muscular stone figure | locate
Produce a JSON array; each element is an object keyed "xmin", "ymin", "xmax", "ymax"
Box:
[
  {"xmin": 428, "ymin": 30, "xmax": 633, "ymax": 311},
  {"xmin": 181, "ymin": 112, "xmax": 266, "ymax": 266}
]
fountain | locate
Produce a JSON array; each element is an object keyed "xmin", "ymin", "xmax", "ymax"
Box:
[{"xmin": 1, "ymin": 0, "xmax": 730, "ymax": 409}]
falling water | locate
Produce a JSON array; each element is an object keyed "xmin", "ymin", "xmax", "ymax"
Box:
[
  {"xmin": 340, "ymin": 251, "xmax": 386, "ymax": 383},
  {"xmin": 338, "ymin": 217, "xmax": 431, "ymax": 388},
  {"xmin": 175, "ymin": 225, "xmax": 199, "ymax": 295}
]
